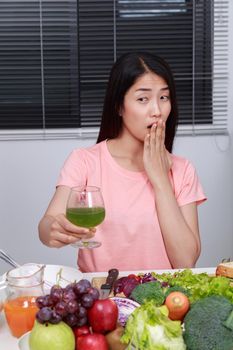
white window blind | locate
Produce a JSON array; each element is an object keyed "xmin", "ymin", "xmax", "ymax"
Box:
[
  {"xmin": 178, "ymin": 0, "xmax": 229, "ymax": 135},
  {"xmin": 0, "ymin": 0, "xmax": 229, "ymax": 140}
]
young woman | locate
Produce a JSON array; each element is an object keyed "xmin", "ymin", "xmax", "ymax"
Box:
[{"xmin": 38, "ymin": 52, "xmax": 206, "ymax": 272}]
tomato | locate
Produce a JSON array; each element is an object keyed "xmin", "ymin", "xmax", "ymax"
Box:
[
  {"xmin": 165, "ymin": 291, "xmax": 190, "ymax": 321},
  {"xmin": 88, "ymin": 299, "xmax": 118, "ymax": 333}
]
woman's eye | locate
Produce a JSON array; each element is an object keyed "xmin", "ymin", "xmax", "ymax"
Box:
[
  {"xmin": 161, "ymin": 95, "xmax": 170, "ymax": 101},
  {"xmin": 137, "ymin": 97, "xmax": 148, "ymax": 103}
]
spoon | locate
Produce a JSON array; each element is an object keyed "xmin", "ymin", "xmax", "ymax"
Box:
[{"xmin": 0, "ymin": 249, "xmax": 20, "ymax": 269}]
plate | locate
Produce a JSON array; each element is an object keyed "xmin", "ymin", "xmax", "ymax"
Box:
[
  {"xmin": 111, "ymin": 296, "xmax": 140, "ymax": 326},
  {"xmin": 43, "ymin": 264, "xmax": 83, "ymax": 288}
]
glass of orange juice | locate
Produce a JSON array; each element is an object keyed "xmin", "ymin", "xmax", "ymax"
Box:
[
  {"xmin": 4, "ymin": 263, "xmax": 45, "ymax": 338},
  {"xmin": 0, "ymin": 275, "xmax": 7, "ymax": 313}
]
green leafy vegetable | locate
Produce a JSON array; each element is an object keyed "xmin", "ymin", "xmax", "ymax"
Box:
[
  {"xmin": 153, "ymin": 269, "xmax": 233, "ymax": 303},
  {"xmin": 224, "ymin": 310, "xmax": 233, "ymax": 331},
  {"xmin": 183, "ymin": 295, "xmax": 233, "ymax": 350},
  {"xmin": 121, "ymin": 301, "xmax": 186, "ymax": 350},
  {"xmin": 130, "ymin": 281, "xmax": 165, "ymax": 305}
]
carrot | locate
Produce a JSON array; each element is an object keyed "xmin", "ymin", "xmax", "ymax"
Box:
[{"xmin": 165, "ymin": 291, "xmax": 190, "ymax": 321}]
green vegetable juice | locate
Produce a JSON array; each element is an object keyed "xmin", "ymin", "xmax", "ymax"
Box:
[{"xmin": 66, "ymin": 207, "xmax": 105, "ymax": 228}]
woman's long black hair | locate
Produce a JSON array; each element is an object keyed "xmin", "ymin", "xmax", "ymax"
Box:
[{"xmin": 97, "ymin": 52, "xmax": 178, "ymax": 152}]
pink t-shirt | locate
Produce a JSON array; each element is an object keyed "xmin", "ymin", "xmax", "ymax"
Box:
[{"xmin": 57, "ymin": 140, "xmax": 206, "ymax": 272}]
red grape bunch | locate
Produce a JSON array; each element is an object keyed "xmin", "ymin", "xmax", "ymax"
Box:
[{"xmin": 35, "ymin": 279, "xmax": 100, "ymax": 328}]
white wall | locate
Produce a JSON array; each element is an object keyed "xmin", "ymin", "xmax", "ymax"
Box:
[
  {"xmin": 174, "ymin": 134, "xmax": 233, "ymax": 267},
  {"xmin": 1, "ymin": 4, "xmax": 233, "ymax": 274},
  {"xmin": 0, "ymin": 132, "xmax": 232, "ymax": 275}
]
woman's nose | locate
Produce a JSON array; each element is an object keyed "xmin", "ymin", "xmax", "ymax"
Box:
[{"xmin": 150, "ymin": 101, "xmax": 161, "ymax": 117}]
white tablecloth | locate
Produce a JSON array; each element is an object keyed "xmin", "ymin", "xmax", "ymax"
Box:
[{"xmin": 0, "ymin": 267, "xmax": 216, "ymax": 350}]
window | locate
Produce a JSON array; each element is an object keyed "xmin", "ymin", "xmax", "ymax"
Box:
[
  {"xmin": 0, "ymin": 0, "xmax": 229, "ymax": 139},
  {"xmin": 0, "ymin": 0, "xmax": 79, "ymax": 133}
]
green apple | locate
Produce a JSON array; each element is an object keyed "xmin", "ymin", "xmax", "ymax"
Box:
[{"xmin": 29, "ymin": 321, "xmax": 75, "ymax": 350}]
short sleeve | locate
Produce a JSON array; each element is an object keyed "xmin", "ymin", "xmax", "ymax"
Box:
[
  {"xmin": 176, "ymin": 161, "xmax": 207, "ymax": 207},
  {"xmin": 56, "ymin": 149, "xmax": 87, "ymax": 188}
]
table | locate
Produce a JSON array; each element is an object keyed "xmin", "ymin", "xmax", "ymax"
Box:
[{"xmin": 0, "ymin": 267, "xmax": 216, "ymax": 349}]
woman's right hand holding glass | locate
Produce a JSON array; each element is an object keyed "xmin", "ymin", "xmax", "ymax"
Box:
[{"xmin": 43, "ymin": 213, "xmax": 96, "ymax": 248}]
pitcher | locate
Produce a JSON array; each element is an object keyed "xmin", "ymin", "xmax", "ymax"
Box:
[{"xmin": 4, "ymin": 263, "xmax": 45, "ymax": 338}]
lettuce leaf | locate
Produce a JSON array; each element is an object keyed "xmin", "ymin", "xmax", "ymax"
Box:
[
  {"xmin": 121, "ymin": 301, "xmax": 186, "ymax": 350},
  {"xmin": 152, "ymin": 269, "xmax": 233, "ymax": 303}
]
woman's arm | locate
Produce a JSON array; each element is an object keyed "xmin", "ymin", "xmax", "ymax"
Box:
[
  {"xmin": 143, "ymin": 120, "xmax": 201, "ymax": 268},
  {"xmin": 38, "ymin": 186, "xmax": 95, "ymax": 248},
  {"xmin": 152, "ymin": 183, "xmax": 201, "ymax": 268}
]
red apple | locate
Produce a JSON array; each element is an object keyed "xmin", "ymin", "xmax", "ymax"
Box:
[
  {"xmin": 73, "ymin": 325, "xmax": 90, "ymax": 338},
  {"xmin": 88, "ymin": 299, "xmax": 118, "ymax": 333},
  {"xmin": 77, "ymin": 333, "xmax": 108, "ymax": 350}
]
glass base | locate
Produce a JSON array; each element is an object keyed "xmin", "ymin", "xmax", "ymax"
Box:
[{"xmin": 71, "ymin": 240, "xmax": 102, "ymax": 249}]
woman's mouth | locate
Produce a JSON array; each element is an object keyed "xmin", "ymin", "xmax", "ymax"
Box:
[{"xmin": 147, "ymin": 122, "xmax": 157, "ymax": 129}]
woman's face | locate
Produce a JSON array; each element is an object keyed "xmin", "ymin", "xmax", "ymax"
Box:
[{"xmin": 121, "ymin": 72, "xmax": 171, "ymax": 142}]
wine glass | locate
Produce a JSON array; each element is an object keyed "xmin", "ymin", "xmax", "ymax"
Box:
[{"xmin": 66, "ymin": 186, "xmax": 105, "ymax": 248}]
